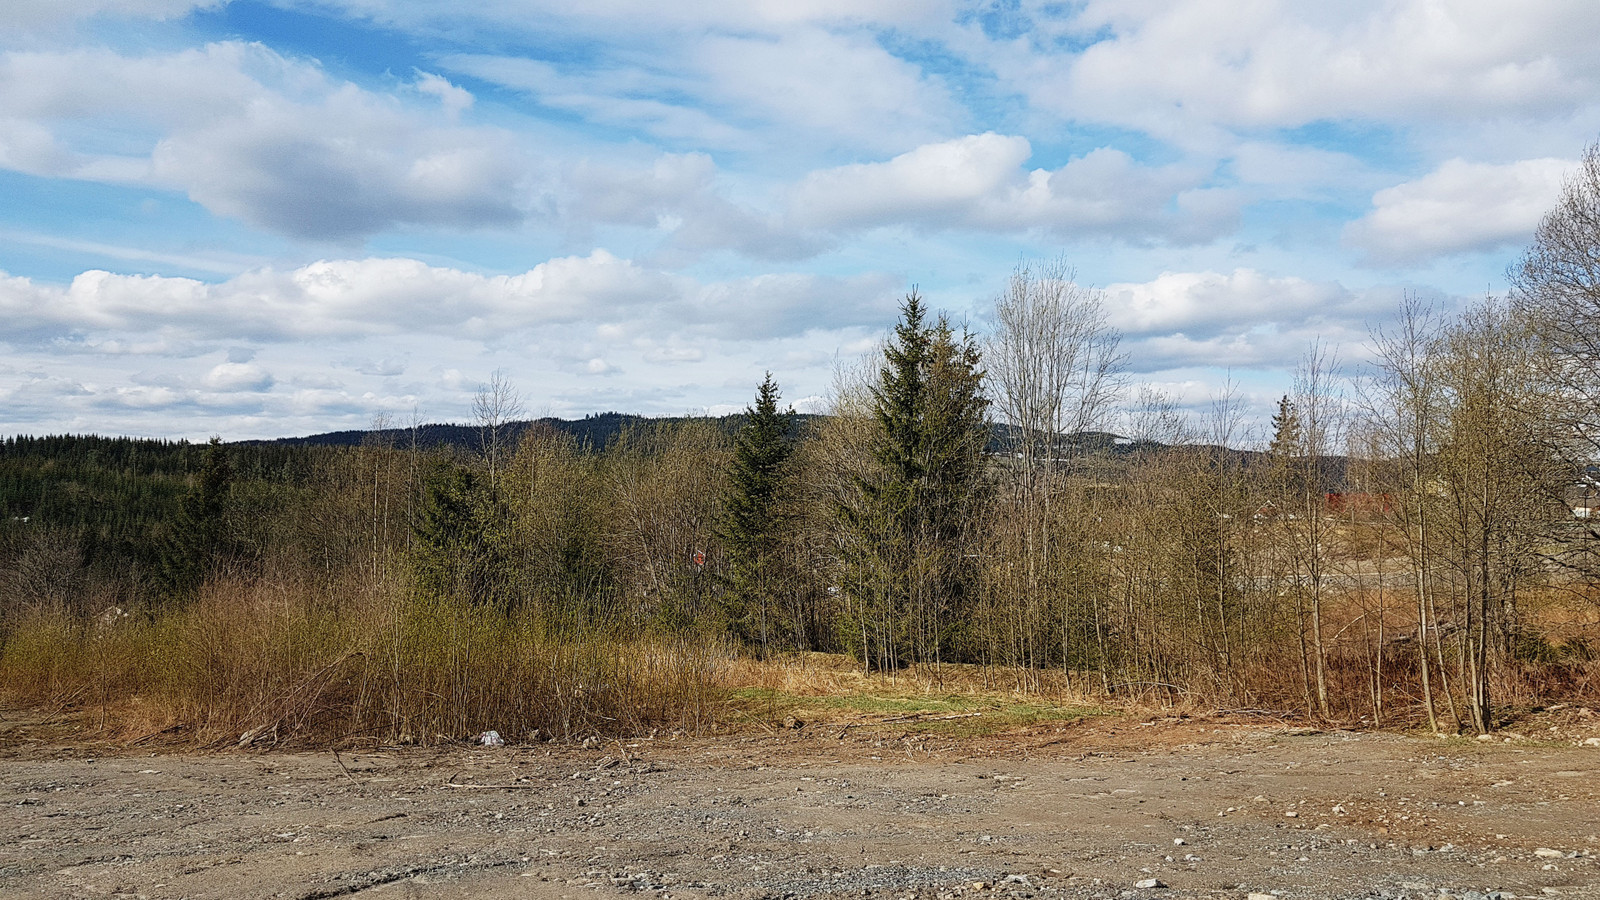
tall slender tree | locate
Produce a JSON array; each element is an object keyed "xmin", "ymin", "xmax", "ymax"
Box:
[{"xmin": 717, "ymin": 373, "xmax": 796, "ymax": 653}]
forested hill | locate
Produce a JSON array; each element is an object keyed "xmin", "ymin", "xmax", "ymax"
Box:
[
  {"xmin": 267, "ymin": 418, "xmax": 1331, "ymax": 483},
  {"xmin": 0, "ymin": 435, "xmax": 341, "ymax": 583},
  {"xmin": 266, "ymin": 411, "xmax": 822, "ymax": 451}
]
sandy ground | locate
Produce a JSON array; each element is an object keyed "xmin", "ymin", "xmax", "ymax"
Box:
[{"xmin": 4, "ymin": 711, "xmax": 1600, "ymax": 900}]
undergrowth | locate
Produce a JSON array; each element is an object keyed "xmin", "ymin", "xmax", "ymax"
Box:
[{"xmin": 0, "ymin": 576, "xmax": 728, "ymax": 748}]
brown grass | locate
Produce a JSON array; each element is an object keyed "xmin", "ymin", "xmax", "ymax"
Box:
[
  {"xmin": 6, "ymin": 574, "xmax": 1598, "ymax": 748},
  {"xmin": 0, "ymin": 575, "xmax": 730, "ymax": 748}
]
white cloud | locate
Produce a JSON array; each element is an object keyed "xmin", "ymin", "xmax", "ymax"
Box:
[
  {"xmin": 790, "ymin": 134, "xmax": 1237, "ymax": 242},
  {"xmin": 305, "ymin": 0, "xmax": 949, "ymax": 37},
  {"xmin": 1103, "ymin": 269, "xmax": 1360, "ymax": 337},
  {"xmin": 1344, "ymin": 157, "xmax": 1573, "ymax": 265},
  {"xmin": 0, "ymin": 43, "xmax": 531, "ymax": 240},
  {"xmin": 1012, "ymin": 0, "xmax": 1600, "ymax": 143},
  {"xmin": 0, "ymin": 0, "xmax": 219, "ymax": 29},
  {"xmin": 445, "ymin": 27, "xmax": 957, "ymax": 156},
  {"xmin": 565, "ymin": 153, "xmax": 826, "ymax": 261},
  {"xmin": 440, "ymin": 54, "xmax": 755, "ymax": 150},
  {"xmin": 1228, "ymin": 142, "xmax": 1375, "ymax": 196},
  {"xmin": 0, "ymin": 252, "xmax": 900, "ymax": 347},
  {"xmin": 1098, "ymin": 268, "xmax": 1413, "ymax": 371},
  {"xmin": 413, "ymin": 71, "xmax": 474, "ymax": 120},
  {"xmin": 693, "ymin": 28, "xmax": 958, "ymax": 154},
  {"xmin": 202, "ymin": 362, "xmax": 274, "ymax": 392}
]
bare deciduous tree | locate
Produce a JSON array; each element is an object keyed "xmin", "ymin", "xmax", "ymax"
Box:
[
  {"xmin": 473, "ymin": 369, "xmax": 524, "ymax": 494},
  {"xmin": 988, "ymin": 258, "xmax": 1127, "ymax": 472},
  {"xmin": 1512, "ymin": 140, "xmax": 1600, "ymax": 576}
]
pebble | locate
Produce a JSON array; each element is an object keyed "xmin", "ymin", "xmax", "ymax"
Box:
[
  {"xmin": 1133, "ymin": 878, "xmax": 1164, "ymax": 889},
  {"xmin": 1534, "ymin": 848, "xmax": 1563, "ymax": 858}
]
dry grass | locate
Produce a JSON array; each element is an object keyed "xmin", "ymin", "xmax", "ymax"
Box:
[
  {"xmin": 719, "ymin": 652, "xmax": 1113, "ymax": 736},
  {"xmin": 7, "ymin": 574, "xmax": 1599, "ymax": 749},
  {"xmin": 0, "ymin": 575, "xmax": 731, "ymax": 748}
]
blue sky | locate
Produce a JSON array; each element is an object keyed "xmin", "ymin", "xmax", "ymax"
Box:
[{"xmin": 3, "ymin": 0, "xmax": 1598, "ymax": 440}]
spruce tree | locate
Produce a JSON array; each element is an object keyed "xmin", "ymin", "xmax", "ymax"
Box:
[
  {"xmin": 717, "ymin": 373, "xmax": 795, "ymax": 651},
  {"xmin": 159, "ymin": 436, "xmax": 234, "ymax": 596},
  {"xmin": 410, "ymin": 459, "xmax": 510, "ymax": 607},
  {"xmin": 842, "ymin": 292, "xmax": 989, "ymax": 669},
  {"xmin": 1269, "ymin": 394, "xmax": 1302, "ymax": 460}
]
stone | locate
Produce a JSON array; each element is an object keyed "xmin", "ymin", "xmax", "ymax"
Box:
[{"xmin": 1133, "ymin": 878, "xmax": 1164, "ymax": 889}]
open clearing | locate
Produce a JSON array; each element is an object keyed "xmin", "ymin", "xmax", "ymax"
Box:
[{"xmin": 4, "ymin": 712, "xmax": 1600, "ymax": 900}]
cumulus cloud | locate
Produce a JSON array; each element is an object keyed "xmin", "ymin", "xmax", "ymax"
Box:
[
  {"xmin": 1344, "ymin": 157, "xmax": 1573, "ymax": 265},
  {"xmin": 1011, "ymin": 0, "xmax": 1600, "ymax": 143},
  {"xmin": 201, "ymin": 361, "xmax": 274, "ymax": 392},
  {"xmin": 1098, "ymin": 269, "xmax": 1411, "ymax": 370},
  {"xmin": 0, "ymin": 253, "xmax": 900, "ymax": 348},
  {"xmin": 0, "ymin": 43, "xmax": 530, "ymax": 240},
  {"xmin": 790, "ymin": 134, "xmax": 1237, "ymax": 243},
  {"xmin": 413, "ymin": 71, "xmax": 474, "ymax": 120}
]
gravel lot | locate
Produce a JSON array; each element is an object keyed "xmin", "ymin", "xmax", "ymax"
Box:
[{"xmin": 4, "ymin": 712, "xmax": 1599, "ymax": 900}]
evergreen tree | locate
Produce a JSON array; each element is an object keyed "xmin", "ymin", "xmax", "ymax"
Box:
[
  {"xmin": 410, "ymin": 459, "xmax": 511, "ymax": 607},
  {"xmin": 1269, "ymin": 394, "xmax": 1302, "ymax": 460},
  {"xmin": 716, "ymin": 373, "xmax": 795, "ymax": 652},
  {"xmin": 159, "ymin": 436, "xmax": 234, "ymax": 595},
  {"xmin": 841, "ymin": 291, "xmax": 990, "ymax": 668}
]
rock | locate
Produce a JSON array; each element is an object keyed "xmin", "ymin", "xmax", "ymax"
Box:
[
  {"xmin": 1247, "ymin": 894, "xmax": 1275, "ymax": 900},
  {"xmin": 1172, "ymin": 838, "xmax": 1186, "ymax": 846},
  {"xmin": 1133, "ymin": 878, "xmax": 1164, "ymax": 889},
  {"xmin": 1581, "ymin": 737, "xmax": 1600, "ymax": 747},
  {"xmin": 1535, "ymin": 848, "xmax": 1563, "ymax": 858}
]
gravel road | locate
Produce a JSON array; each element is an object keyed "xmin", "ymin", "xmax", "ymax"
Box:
[{"xmin": 4, "ymin": 714, "xmax": 1599, "ymax": 900}]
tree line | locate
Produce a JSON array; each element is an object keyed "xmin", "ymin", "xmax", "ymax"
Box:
[{"xmin": 6, "ymin": 146, "xmax": 1600, "ymax": 734}]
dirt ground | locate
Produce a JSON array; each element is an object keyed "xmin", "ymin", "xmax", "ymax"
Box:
[{"xmin": 4, "ymin": 710, "xmax": 1600, "ymax": 900}]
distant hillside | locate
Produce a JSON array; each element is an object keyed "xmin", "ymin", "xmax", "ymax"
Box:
[
  {"xmin": 266, "ymin": 411, "xmax": 827, "ymax": 452},
  {"xmin": 266, "ymin": 418, "xmax": 1347, "ymax": 487}
]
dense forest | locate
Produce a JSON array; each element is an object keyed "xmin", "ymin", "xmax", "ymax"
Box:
[{"xmin": 5, "ymin": 153, "xmax": 1600, "ymax": 748}]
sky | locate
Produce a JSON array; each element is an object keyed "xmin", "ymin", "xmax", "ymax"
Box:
[{"xmin": 2, "ymin": 0, "xmax": 1598, "ymax": 441}]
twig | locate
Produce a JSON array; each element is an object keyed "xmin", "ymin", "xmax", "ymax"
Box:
[
  {"xmin": 878, "ymin": 712, "xmax": 983, "ymax": 725},
  {"xmin": 444, "ymin": 782, "xmax": 543, "ymax": 790},
  {"xmin": 332, "ymin": 747, "xmax": 363, "ymax": 789}
]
